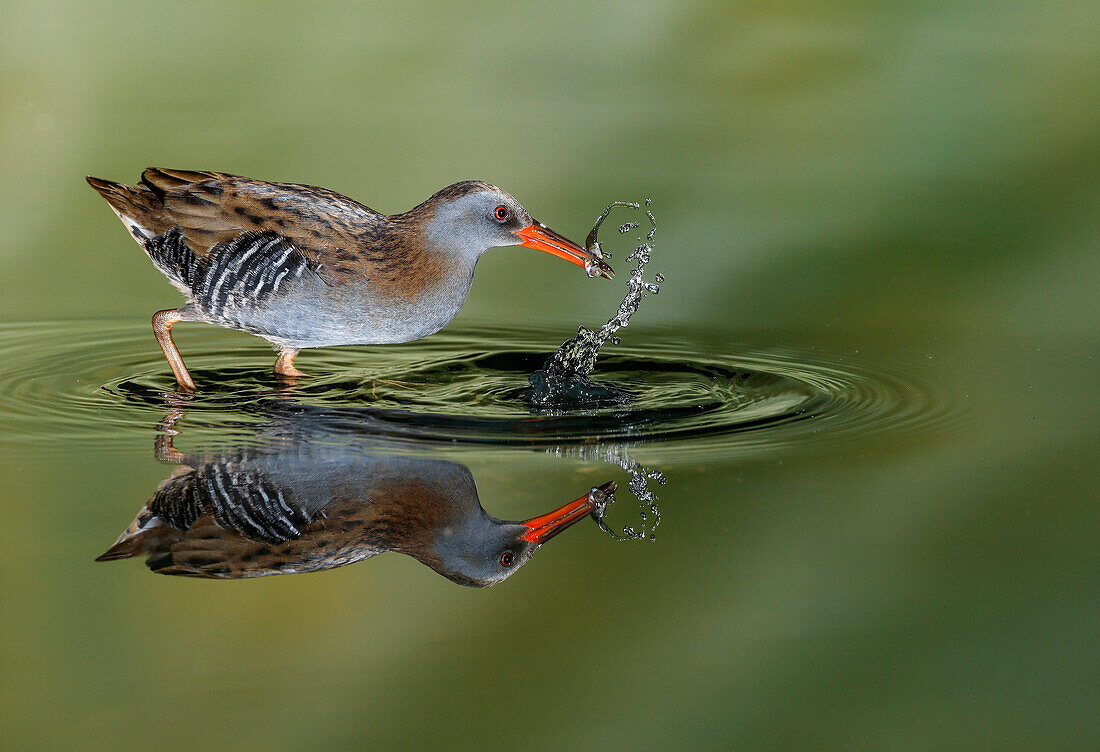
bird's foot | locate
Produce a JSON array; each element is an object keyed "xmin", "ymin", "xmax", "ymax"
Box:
[
  {"xmin": 274, "ymin": 350, "xmax": 307, "ymax": 378},
  {"xmin": 275, "ymin": 365, "xmax": 307, "ymax": 378}
]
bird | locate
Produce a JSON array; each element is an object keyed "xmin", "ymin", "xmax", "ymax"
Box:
[
  {"xmin": 96, "ymin": 438, "xmax": 615, "ymax": 586},
  {"xmin": 86, "ymin": 169, "xmax": 614, "ymax": 390}
]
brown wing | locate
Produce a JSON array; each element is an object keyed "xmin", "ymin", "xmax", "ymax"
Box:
[{"xmin": 91, "ymin": 168, "xmax": 386, "ymax": 262}]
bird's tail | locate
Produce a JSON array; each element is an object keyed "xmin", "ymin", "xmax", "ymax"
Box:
[
  {"xmin": 85, "ymin": 176, "xmax": 166, "ymax": 240},
  {"xmin": 86, "ymin": 176, "xmax": 197, "ymax": 291},
  {"xmin": 95, "ymin": 506, "xmax": 162, "ymax": 562}
]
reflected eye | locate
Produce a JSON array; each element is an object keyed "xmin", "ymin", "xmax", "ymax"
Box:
[
  {"xmin": 500, "ymin": 551, "xmax": 515, "ymax": 567},
  {"xmin": 494, "ymin": 205, "xmax": 509, "ymax": 222}
]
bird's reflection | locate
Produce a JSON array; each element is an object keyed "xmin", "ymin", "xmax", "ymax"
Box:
[{"xmin": 99, "ymin": 408, "xmax": 615, "ymax": 586}]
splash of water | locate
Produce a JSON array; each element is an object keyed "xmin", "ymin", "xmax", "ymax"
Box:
[
  {"xmin": 526, "ymin": 200, "xmax": 662, "ymax": 407},
  {"xmin": 547, "ymin": 442, "xmax": 667, "ymax": 541}
]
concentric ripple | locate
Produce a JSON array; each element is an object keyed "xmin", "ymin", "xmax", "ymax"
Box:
[{"xmin": 0, "ymin": 320, "xmax": 965, "ymax": 460}]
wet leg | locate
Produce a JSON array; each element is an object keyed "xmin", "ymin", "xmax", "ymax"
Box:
[
  {"xmin": 154, "ymin": 403, "xmax": 189, "ymax": 462},
  {"xmin": 274, "ymin": 349, "xmax": 306, "ymax": 378},
  {"xmin": 152, "ymin": 309, "xmax": 196, "ymax": 391}
]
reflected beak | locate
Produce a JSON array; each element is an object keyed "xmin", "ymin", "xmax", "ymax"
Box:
[
  {"xmin": 520, "ymin": 481, "xmax": 617, "ymax": 544},
  {"xmin": 514, "ymin": 221, "xmax": 614, "ymax": 279}
]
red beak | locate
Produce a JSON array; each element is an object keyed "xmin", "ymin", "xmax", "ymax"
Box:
[
  {"xmin": 514, "ymin": 221, "xmax": 614, "ymax": 279},
  {"xmin": 520, "ymin": 481, "xmax": 616, "ymax": 544}
]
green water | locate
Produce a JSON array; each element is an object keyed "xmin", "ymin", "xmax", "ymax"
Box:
[{"xmin": 1, "ymin": 2, "xmax": 1098, "ymax": 750}]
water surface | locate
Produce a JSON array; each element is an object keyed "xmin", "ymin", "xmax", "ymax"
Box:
[
  {"xmin": 0, "ymin": 320, "xmax": 959, "ymax": 458},
  {"xmin": 0, "ymin": 315, "xmax": 1092, "ymax": 752}
]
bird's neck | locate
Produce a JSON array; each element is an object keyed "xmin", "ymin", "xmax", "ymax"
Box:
[{"xmin": 338, "ymin": 213, "xmax": 470, "ymax": 299}]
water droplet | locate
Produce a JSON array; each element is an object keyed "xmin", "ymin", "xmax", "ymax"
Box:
[{"xmin": 654, "ymin": 273, "xmax": 665, "ymax": 282}]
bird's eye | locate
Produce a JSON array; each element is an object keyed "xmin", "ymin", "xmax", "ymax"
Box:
[
  {"xmin": 500, "ymin": 551, "xmax": 515, "ymax": 567},
  {"xmin": 494, "ymin": 205, "xmax": 509, "ymax": 222}
]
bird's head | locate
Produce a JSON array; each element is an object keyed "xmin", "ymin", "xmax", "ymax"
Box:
[
  {"xmin": 416, "ymin": 181, "xmax": 614, "ymax": 279},
  {"xmin": 427, "ymin": 481, "xmax": 616, "ymax": 587}
]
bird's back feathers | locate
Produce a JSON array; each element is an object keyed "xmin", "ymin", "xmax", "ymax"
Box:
[{"xmin": 87, "ymin": 168, "xmax": 385, "ymax": 260}]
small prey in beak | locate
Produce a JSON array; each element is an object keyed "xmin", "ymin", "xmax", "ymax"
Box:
[
  {"xmin": 520, "ymin": 481, "xmax": 617, "ymax": 544},
  {"xmin": 515, "ymin": 221, "xmax": 615, "ymax": 279}
]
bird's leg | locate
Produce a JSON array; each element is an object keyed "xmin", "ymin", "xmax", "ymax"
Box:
[
  {"xmin": 154, "ymin": 404, "xmax": 189, "ymax": 463},
  {"xmin": 152, "ymin": 309, "xmax": 196, "ymax": 391},
  {"xmin": 274, "ymin": 349, "xmax": 306, "ymax": 378}
]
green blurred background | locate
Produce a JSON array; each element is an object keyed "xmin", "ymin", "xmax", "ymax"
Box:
[{"xmin": 1, "ymin": 1, "xmax": 1097, "ymax": 750}]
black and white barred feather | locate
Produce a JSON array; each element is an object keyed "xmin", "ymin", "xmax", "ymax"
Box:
[
  {"xmin": 149, "ymin": 461, "xmax": 319, "ymax": 545},
  {"xmin": 144, "ymin": 228, "xmax": 325, "ymax": 317},
  {"xmin": 144, "ymin": 227, "xmax": 199, "ymax": 291}
]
